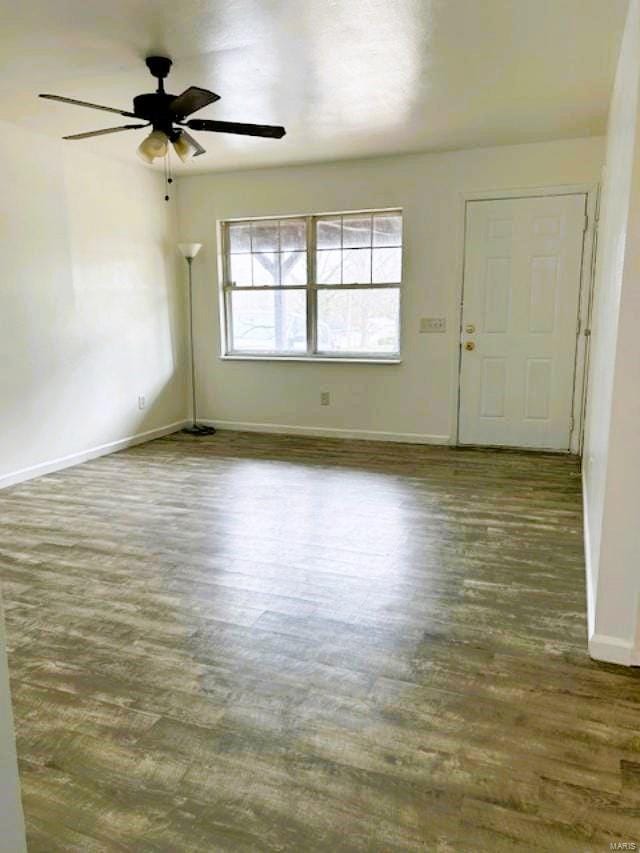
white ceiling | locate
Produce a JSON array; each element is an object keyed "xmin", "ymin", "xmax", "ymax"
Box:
[{"xmin": 0, "ymin": 0, "xmax": 628, "ymax": 174}]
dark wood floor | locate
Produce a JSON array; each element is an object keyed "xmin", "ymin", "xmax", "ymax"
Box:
[{"xmin": 1, "ymin": 431, "xmax": 640, "ymax": 851}]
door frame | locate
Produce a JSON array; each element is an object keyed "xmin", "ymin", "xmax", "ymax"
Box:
[{"xmin": 451, "ymin": 183, "xmax": 598, "ymax": 454}]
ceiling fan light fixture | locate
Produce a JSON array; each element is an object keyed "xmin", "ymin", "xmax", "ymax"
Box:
[
  {"xmin": 172, "ymin": 132, "xmax": 198, "ymax": 162},
  {"xmin": 136, "ymin": 145, "xmax": 154, "ymax": 164},
  {"xmin": 137, "ymin": 129, "xmax": 169, "ymax": 162}
]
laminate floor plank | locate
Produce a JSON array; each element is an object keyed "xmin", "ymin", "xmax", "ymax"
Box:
[{"xmin": 1, "ymin": 430, "xmax": 639, "ymax": 851}]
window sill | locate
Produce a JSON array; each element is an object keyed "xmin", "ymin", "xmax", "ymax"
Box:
[{"xmin": 220, "ymin": 355, "xmax": 402, "ymax": 365}]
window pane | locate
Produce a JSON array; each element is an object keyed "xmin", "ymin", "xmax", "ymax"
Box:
[
  {"xmin": 253, "ymin": 253, "xmax": 279, "ymax": 286},
  {"xmin": 343, "ymin": 214, "xmax": 372, "ymax": 248},
  {"xmin": 280, "ymin": 219, "xmax": 306, "ymax": 251},
  {"xmin": 317, "ymin": 249, "xmax": 342, "ymax": 284},
  {"xmin": 252, "ymin": 221, "xmax": 279, "ymax": 252},
  {"xmin": 372, "ymin": 247, "xmax": 402, "ymax": 283},
  {"xmin": 230, "ymin": 253, "xmax": 252, "ymax": 286},
  {"xmin": 317, "ymin": 288, "xmax": 399, "ymax": 353},
  {"xmin": 317, "ymin": 217, "xmax": 341, "ymax": 249},
  {"xmin": 281, "ymin": 251, "xmax": 307, "ymax": 285},
  {"xmin": 231, "ymin": 291, "xmax": 307, "ymax": 352},
  {"xmin": 343, "ymin": 248, "xmax": 371, "ymax": 284},
  {"xmin": 373, "ymin": 213, "xmax": 402, "ymax": 247},
  {"xmin": 228, "ymin": 222, "xmax": 251, "ymax": 253}
]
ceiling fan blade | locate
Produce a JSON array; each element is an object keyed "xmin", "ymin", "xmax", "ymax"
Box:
[
  {"xmin": 169, "ymin": 86, "xmax": 220, "ymax": 119},
  {"xmin": 179, "ymin": 130, "xmax": 206, "ymax": 157},
  {"xmin": 62, "ymin": 124, "xmax": 149, "ymax": 140},
  {"xmin": 185, "ymin": 119, "xmax": 286, "ymax": 139},
  {"xmin": 39, "ymin": 93, "xmax": 138, "ymax": 118}
]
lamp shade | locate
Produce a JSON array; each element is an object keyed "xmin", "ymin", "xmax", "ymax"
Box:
[
  {"xmin": 178, "ymin": 243, "xmax": 202, "ymax": 260},
  {"xmin": 172, "ymin": 132, "xmax": 198, "ymax": 163},
  {"xmin": 137, "ymin": 130, "xmax": 169, "ymax": 163}
]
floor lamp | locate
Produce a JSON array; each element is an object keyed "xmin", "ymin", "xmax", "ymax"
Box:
[{"xmin": 178, "ymin": 243, "xmax": 216, "ymax": 436}]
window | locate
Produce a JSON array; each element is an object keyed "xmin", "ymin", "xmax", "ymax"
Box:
[{"xmin": 221, "ymin": 210, "xmax": 402, "ymax": 359}]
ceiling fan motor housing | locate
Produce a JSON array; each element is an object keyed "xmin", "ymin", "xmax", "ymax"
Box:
[
  {"xmin": 136, "ymin": 56, "xmax": 178, "ymax": 133},
  {"xmin": 133, "ymin": 92, "xmax": 179, "ymax": 133}
]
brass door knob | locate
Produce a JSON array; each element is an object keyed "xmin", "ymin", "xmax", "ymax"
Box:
[{"xmin": 465, "ymin": 341, "xmax": 475, "ymax": 351}]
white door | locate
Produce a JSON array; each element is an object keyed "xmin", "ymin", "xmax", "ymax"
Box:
[{"xmin": 459, "ymin": 194, "xmax": 586, "ymax": 450}]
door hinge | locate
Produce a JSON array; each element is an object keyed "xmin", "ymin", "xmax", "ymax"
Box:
[
  {"xmin": 569, "ymin": 415, "xmax": 575, "ymax": 432},
  {"xmin": 583, "ymin": 214, "xmax": 589, "ymax": 233}
]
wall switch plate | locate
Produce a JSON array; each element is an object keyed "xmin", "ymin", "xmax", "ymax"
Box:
[
  {"xmin": 419, "ymin": 317, "xmax": 446, "ymax": 333},
  {"xmin": 320, "ymin": 391, "xmax": 330, "ymax": 406},
  {"xmin": 138, "ymin": 395, "xmax": 146, "ymax": 410}
]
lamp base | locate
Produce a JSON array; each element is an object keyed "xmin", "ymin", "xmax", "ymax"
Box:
[{"xmin": 182, "ymin": 424, "xmax": 216, "ymax": 436}]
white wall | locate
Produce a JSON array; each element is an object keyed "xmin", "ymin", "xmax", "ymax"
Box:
[
  {"xmin": 583, "ymin": 0, "xmax": 640, "ymax": 665},
  {"xmin": 176, "ymin": 137, "xmax": 604, "ymax": 442},
  {"xmin": 0, "ymin": 120, "xmax": 186, "ymax": 487},
  {"xmin": 0, "ymin": 120, "xmax": 187, "ymax": 845}
]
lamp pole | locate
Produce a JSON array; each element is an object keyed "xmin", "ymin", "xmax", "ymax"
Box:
[
  {"xmin": 186, "ymin": 255, "xmax": 197, "ymax": 427},
  {"xmin": 178, "ymin": 243, "xmax": 215, "ymax": 436}
]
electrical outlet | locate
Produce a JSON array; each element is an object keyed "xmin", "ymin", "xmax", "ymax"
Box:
[
  {"xmin": 138, "ymin": 395, "xmax": 146, "ymax": 410},
  {"xmin": 419, "ymin": 317, "xmax": 447, "ymax": 333},
  {"xmin": 320, "ymin": 391, "xmax": 330, "ymax": 406}
]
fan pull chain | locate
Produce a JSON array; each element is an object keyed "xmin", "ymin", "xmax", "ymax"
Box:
[{"xmin": 163, "ymin": 149, "xmax": 174, "ymax": 202}]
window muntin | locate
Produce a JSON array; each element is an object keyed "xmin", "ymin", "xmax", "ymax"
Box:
[
  {"xmin": 222, "ymin": 210, "xmax": 402, "ymax": 359},
  {"xmin": 227, "ymin": 218, "xmax": 307, "ymax": 288},
  {"xmin": 315, "ymin": 212, "xmax": 402, "ymax": 285}
]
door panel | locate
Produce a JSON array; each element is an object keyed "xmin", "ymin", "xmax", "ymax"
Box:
[
  {"xmin": 480, "ymin": 358, "xmax": 507, "ymax": 418},
  {"xmin": 529, "ymin": 256, "xmax": 558, "ymax": 332},
  {"xmin": 484, "ymin": 258, "xmax": 510, "ymax": 331},
  {"xmin": 459, "ymin": 195, "xmax": 585, "ymax": 450}
]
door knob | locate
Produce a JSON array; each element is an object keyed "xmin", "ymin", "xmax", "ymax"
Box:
[
  {"xmin": 465, "ymin": 341, "xmax": 475, "ymax": 351},
  {"xmin": 465, "ymin": 324, "xmax": 476, "ymax": 334}
]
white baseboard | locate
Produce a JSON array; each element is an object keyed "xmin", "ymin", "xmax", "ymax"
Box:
[
  {"xmin": 0, "ymin": 420, "xmax": 187, "ymax": 490},
  {"xmin": 588, "ymin": 633, "xmax": 639, "ymax": 666},
  {"xmin": 200, "ymin": 419, "xmax": 450, "ymax": 445}
]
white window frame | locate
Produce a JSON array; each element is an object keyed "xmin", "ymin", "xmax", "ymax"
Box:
[{"xmin": 219, "ymin": 208, "xmax": 403, "ymax": 362}]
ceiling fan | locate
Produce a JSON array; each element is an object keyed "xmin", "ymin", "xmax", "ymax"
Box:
[{"xmin": 39, "ymin": 56, "xmax": 286, "ymax": 163}]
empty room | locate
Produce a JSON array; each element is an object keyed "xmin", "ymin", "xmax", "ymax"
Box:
[{"xmin": 2, "ymin": 0, "xmax": 640, "ymax": 849}]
